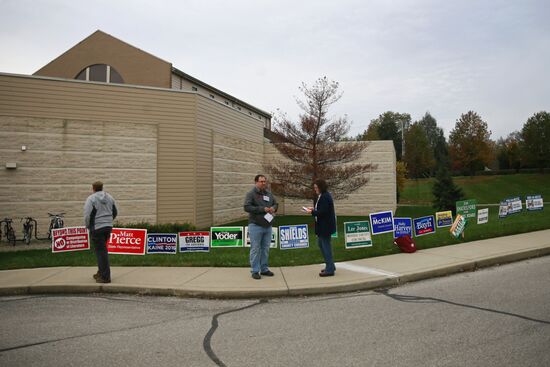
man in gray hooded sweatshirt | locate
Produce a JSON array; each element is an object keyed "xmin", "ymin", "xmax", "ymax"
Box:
[{"xmin": 84, "ymin": 181, "xmax": 118, "ymax": 283}]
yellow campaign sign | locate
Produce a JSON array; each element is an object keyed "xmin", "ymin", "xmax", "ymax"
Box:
[{"xmin": 435, "ymin": 211, "xmax": 453, "ymax": 228}]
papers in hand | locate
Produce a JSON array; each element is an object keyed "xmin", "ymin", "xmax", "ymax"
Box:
[{"xmin": 264, "ymin": 213, "xmax": 274, "ymax": 223}]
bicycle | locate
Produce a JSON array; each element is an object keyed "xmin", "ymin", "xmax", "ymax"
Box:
[
  {"xmin": 0, "ymin": 218, "xmax": 17, "ymax": 246},
  {"xmin": 47, "ymin": 213, "xmax": 65, "ymax": 239},
  {"xmin": 21, "ymin": 217, "xmax": 38, "ymax": 245}
]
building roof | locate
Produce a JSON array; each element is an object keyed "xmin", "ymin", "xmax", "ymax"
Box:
[
  {"xmin": 171, "ymin": 66, "xmax": 271, "ymax": 119},
  {"xmin": 35, "ymin": 30, "xmax": 271, "ymax": 120}
]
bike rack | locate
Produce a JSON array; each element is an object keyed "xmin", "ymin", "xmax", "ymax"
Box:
[
  {"xmin": 36, "ymin": 213, "xmax": 66, "ymax": 241},
  {"xmin": 1, "ymin": 216, "xmax": 65, "ymax": 244},
  {"xmin": 1, "ymin": 219, "xmax": 18, "ymax": 246}
]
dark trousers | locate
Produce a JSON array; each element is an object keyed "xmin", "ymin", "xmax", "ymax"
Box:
[
  {"xmin": 317, "ymin": 235, "xmax": 335, "ymax": 274},
  {"xmin": 91, "ymin": 226, "xmax": 112, "ymax": 280}
]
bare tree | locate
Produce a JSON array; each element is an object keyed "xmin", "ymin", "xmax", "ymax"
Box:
[{"xmin": 266, "ymin": 77, "xmax": 376, "ymax": 200}]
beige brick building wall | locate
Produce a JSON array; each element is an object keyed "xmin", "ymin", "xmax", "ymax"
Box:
[
  {"xmin": 0, "ymin": 73, "xmax": 397, "ymax": 232},
  {"xmin": 212, "ymin": 132, "xmax": 263, "ymax": 224},
  {"xmin": 195, "ymin": 94, "xmax": 266, "ymax": 228},
  {"xmin": 211, "ymin": 139, "xmax": 397, "ymax": 226},
  {"xmin": 263, "ymin": 140, "xmax": 397, "ymax": 217},
  {"xmin": 0, "ymin": 115, "xmax": 157, "ymax": 237},
  {"xmin": 0, "ymin": 73, "xmax": 195, "ymax": 235}
]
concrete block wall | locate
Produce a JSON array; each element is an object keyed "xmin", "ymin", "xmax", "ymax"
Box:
[
  {"xmin": 212, "ymin": 132, "xmax": 263, "ymax": 225},
  {"xmin": 263, "ymin": 140, "xmax": 397, "ymax": 217},
  {"xmin": 0, "ymin": 116, "xmax": 157, "ymax": 237}
]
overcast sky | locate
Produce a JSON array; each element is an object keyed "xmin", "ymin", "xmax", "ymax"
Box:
[{"xmin": 1, "ymin": 0, "xmax": 549, "ymax": 139}]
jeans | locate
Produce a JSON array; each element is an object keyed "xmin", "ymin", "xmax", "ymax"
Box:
[
  {"xmin": 317, "ymin": 235, "xmax": 335, "ymax": 274},
  {"xmin": 91, "ymin": 226, "xmax": 112, "ymax": 280},
  {"xmin": 249, "ymin": 223, "xmax": 272, "ymax": 273}
]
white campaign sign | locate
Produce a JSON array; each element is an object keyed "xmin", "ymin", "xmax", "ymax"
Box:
[
  {"xmin": 477, "ymin": 208, "xmax": 489, "ymax": 224},
  {"xmin": 244, "ymin": 226, "xmax": 278, "ymax": 248}
]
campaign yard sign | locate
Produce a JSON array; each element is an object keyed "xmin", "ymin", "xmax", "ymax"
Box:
[
  {"xmin": 435, "ymin": 211, "xmax": 453, "ymax": 228},
  {"xmin": 331, "ymin": 216, "xmax": 338, "ymax": 238},
  {"xmin": 413, "ymin": 216, "xmax": 436, "ymax": 237},
  {"xmin": 369, "ymin": 210, "xmax": 394, "ymax": 235},
  {"xmin": 244, "ymin": 226, "xmax": 278, "ymax": 248},
  {"xmin": 279, "ymin": 224, "xmax": 309, "ymax": 249},
  {"xmin": 210, "ymin": 227, "xmax": 243, "ymax": 248},
  {"xmin": 456, "ymin": 199, "xmax": 477, "ymax": 220},
  {"xmin": 108, "ymin": 228, "xmax": 147, "ymax": 255},
  {"xmin": 179, "ymin": 231, "xmax": 210, "ymax": 252},
  {"xmin": 526, "ymin": 195, "xmax": 543, "ymax": 211},
  {"xmin": 500, "ymin": 197, "xmax": 522, "ymax": 218},
  {"xmin": 52, "ymin": 226, "xmax": 90, "ymax": 253},
  {"xmin": 344, "ymin": 221, "xmax": 372, "ymax": 249},
  {"xmin": 393, "ymin": 217, "xmax": 413, "ymax": 238},
  {"xmin": 147, "ymin": 233, "xmax": 177, "ymax": 254},
  {"xmin": 499, "ymin": 200, "xmax": 509, "ymax": 218},
  {"xmin": 506, "ymin": 196, "xmax": 523, "ymax": 214},
  {"xmin": 450, "ymin": 214, "xmax": 467, "ymax": 238},
  {"xmin": 477, "ymin": 208, "xmax": 489, "ymax": 224}
]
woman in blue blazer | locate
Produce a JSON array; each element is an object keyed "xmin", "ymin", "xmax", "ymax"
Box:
[{"xmin": 306, "ymin": 179, "xmax": 336, "ymax": 276}]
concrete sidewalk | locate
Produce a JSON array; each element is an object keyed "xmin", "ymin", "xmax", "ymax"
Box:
[{"xmin": 1, "ymin": 230, "xmax": 549, "ymax": 299}]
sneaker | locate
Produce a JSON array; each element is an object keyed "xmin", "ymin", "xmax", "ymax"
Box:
[
  {"xmin": 260, "ymin": 270, "xmax": 274, "ymax": 276},
  {"xmin": 251, "ymin": 272, "xmax": 261, "ymax": 280},
  {"xmin": 96, "ymin": 277, "xmax": 111, "ymax": 284}
]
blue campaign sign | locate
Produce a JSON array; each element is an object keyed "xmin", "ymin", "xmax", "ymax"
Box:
[
  {"xmin": 147, "ymin": 233, "xmax": 177, "ymax": 254},
  {"xmin": 393, "ymin": 217, "xmax": 413, "ymax": 238},
  {"xmin": 413, "ymin": 216, "xmax": 436, "ymax": 237},
  {"xmin": 369, "ymin": 210, "xmax": 394, "ymax": 235},
  {"xmin": 279, "ymin": 224, "xmax": 309, "ymax": 249}
]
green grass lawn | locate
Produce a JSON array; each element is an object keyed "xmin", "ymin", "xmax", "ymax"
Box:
[
  {"xmin": 1, "ymin": 173, "xmax": 548, "ymax": 270},
  {"xmin": 401, "ymin": 173, "xmax": 550, "ymax": 204},
  {"xmin": 2, "ymin": 208, "xmax": 549, "ymax": 270}
]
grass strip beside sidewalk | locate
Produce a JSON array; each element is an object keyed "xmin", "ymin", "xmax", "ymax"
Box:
[{"xmin": 1, "ymin": 208, "xmax": 549, "ymax": 271}]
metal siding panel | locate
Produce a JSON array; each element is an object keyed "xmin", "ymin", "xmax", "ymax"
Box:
[{"xmin": 195, "ymin": 96, "xmax": 265, "ymax": 226}]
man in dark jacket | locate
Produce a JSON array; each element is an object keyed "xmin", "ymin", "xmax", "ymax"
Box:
[
  {"xmin": 84, "ymin": 181, "xmax": 118, "ymax": 283},
  {"xmin": 244, "ymin": 174, "xmax": 278, "ymax": 279}
]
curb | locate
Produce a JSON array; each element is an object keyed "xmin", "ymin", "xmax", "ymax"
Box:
[{"xmin": 0, "ymin": 248, "xmax": 548, "ymax": 299}]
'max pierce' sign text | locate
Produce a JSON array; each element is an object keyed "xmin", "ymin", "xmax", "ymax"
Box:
[{"xmin": 107, "ymin": 228, "xmax": 147, "ymax": 255}]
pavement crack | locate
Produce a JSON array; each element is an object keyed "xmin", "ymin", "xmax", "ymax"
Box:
[
  {"xmin": 178, "ymin": 267, "xmax": 212, "ymax": 286},
  {"xmin": 0, "ymin": 316, "xmax": 195, "ymax": 353},
  {"xmin": 30, "ymin": 267, "xmax": 72, "ymax": 285},
  {"xmin": 274, "ymin": 291, "xmax": 381, "ymax": 304},
  {"xmin": 279, "ymin": 269, "xmax": 290, "ymax": 295},
  {"xmin": 375, "ymin": 288, "xmax": 550, "ymax": 325},
  {"xmin": 203, "ymin": 299, "xmax": 268, "ymax": 367},
  {"xmin": 0, "ymin": 294, "xmax": 160, "ymax": 305},
  {"xmin": 0, "ymin": 295, "xmax": 44, "ymax": 303}
]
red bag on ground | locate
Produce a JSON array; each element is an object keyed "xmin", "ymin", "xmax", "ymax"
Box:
[{"xmin": 393, "ymin": 235, "xmax": 417, "ymax": 253}]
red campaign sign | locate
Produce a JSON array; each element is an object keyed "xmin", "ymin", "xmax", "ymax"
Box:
[
  {"xmin": 416, "ymin": 227, "xmax": 434, "ymax": 236},
  {"xmin": 107, "ymin": 228, "xmax": 147, "ymax": 255},
  {"xmin": 52, "ymin": 227, "xmax": 90, "ymax": 253}
]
